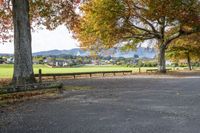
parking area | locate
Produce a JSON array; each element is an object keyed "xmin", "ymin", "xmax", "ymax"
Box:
[{"xmin": 1, "ymin": 75, "xmax": 200, "ymax": 133}]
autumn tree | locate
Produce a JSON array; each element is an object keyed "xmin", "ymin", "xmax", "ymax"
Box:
[
  {"xmin": 167, "ymin": 33, "xmax": 200, "ymax": 70},
  {"xmin": 0, "ymin": 0, "xmax": 79, "ymax": 85},
  {"xmin": 73, "ymin": 0, "xmax": 200, "ymax": 73}
]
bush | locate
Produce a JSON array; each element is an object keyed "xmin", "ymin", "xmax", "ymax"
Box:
[
  {"xmin": 171, "ymin": 63, "xmax": 178, "ymax": 67},
  {"xmin": 193, "ymin": 63, "xmax": 200, "ymax": 67},
  {"xmin": 179, "ymin": 63, "xmax": 187, "ymax": 67}
]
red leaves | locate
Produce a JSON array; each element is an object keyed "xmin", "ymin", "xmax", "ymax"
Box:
[
  {"xmin": 0, "ymin": 0, "xmax": 3, "ymax": 5},
  {"xmin": 75, "ymin": 0, "xmax": 81, "ymax": 3}
]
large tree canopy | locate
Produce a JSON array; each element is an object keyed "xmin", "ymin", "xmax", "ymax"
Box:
[
  {"xmin": 0, "ymin": 0, "xmax": 80, "ymax": 85},
  {"xmin": 73, "ymin": 0, "xmax": 200, "ymax": 73}
]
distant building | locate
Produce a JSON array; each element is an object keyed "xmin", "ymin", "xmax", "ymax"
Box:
[
  {"xmin": 42, "ymin": 57, "xmax": 52, "ymax": 63},
  {"xmin": 49, "ymin": 60, "xmax": 69, "ymax": 67},
  {"xmin": 6, "ymin": 57, "xmax": 14, "ymax": 64}
]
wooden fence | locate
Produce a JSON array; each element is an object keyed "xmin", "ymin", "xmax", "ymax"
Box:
[{"xmin": 34, "ymin": 69, "xmax": 133, "ymax": 83}]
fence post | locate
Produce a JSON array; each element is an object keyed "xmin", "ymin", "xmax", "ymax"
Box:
[
  {"xmin": 58, "ymin": 83, "xmax": 64, "ymax": 94},
  {"xmin": 139, "ymin": 67, "xmax": 141, "ymax": 73},
  {"xmin": 103, "ymin": 73, "xmax": 105, "ymax": 77},
  {"xmin": 39, "ymin": 69, "xmax": 42, "ymax": 83}
]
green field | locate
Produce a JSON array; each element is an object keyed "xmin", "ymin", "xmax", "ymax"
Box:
[
  {"xmin": 0, "ymin": 64, "xmax": 196, "ymax": 79},
  {"xmin": 0, "ymin": 64, "xmax": 142, "ymax": 78}
]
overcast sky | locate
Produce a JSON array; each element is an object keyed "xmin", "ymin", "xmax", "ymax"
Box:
[{"xmin": 0, "ymin": 25, "xmax": 79, "ymax": 54}]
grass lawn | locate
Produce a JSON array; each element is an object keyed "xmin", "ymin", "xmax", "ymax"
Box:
[
  {"xmin": 0, "ymin": 64, "xmax": 143, "ymax": 78},
  {"xmin": 1, "ymin": 64, "xmax": 195, "ymax": 79}
]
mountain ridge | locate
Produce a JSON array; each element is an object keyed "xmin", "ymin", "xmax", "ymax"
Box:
[
  {"xmin": 33, "ymin": 47, "xmax": 156, "ymax": 58},
  {"xmin": 1, "ymin": 47, "xmax": 156, "ymax": 58}
]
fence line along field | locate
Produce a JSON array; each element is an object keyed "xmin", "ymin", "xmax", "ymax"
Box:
[
  {"xmin": 0, "ymin": 64, "xmax": 138, "ymax": 78},
  {"xmin": 1, "ymin": 64, "xmax": 197, "ymax": 79}
]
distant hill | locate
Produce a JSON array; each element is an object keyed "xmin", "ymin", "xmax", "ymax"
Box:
[
  {"xmin": 32, "ymin": 48, "xmax": 90, "ymax": 56},
  {"xmin": 1, "ymin": 47, "xmax": 156, "ymax": 58},
  {"xmin": 0, "ymin": 53, "xmax": 13, "ymax": 56},
  {"xmin": 100, "ymin": 47, "xmax": 156, "ymax": 58},
  {"xmin": 33, "ymin": 48, "xmax": 156, "ymax": 58}
]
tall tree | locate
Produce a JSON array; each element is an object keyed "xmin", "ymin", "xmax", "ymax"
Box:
[
  {"xmin": 73, "ymin": 0, "xmax": 200, "ymax": 73},
  {"xmin": 12, "ymin": 0, "xmax": 35, "ymax": 84},
  {"xmin": 167, "ymin": 33, "xmax": 200, "ymax": 70},
  {"xmin": 0, "ymin": 0, "xmax": 79, "ymax": 85}
]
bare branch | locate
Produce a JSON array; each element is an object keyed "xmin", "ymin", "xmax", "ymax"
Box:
[{"xmin": 136, "ymin": 15, "xmax": 159, "ymax": 34}]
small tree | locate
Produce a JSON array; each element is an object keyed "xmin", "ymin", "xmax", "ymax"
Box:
[
  {"xmin": 73, "ymin": 0, "xmax": 200, "ymax": 73},
  {"xmin": 167, "ymin": 33, "xmax": 200, "ymax": 70}
]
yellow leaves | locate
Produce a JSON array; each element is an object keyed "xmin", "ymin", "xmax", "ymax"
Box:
[
  {"xmin": 167, "ymin": 32, "xmax": 200, "ymax": 61},
  {"xmin": 72, "ymin": 0, "xmax": 124, "ymax": 49},
  {"xmin": 73, "ymin": 0, "xmax": 200, "ymax": 52}
]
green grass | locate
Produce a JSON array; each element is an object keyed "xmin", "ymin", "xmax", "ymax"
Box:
[
  {"xmin": 0, "ymin": 64, "xmax": 140, "ymax": 78},
  {"xmin": 0, "ymin": 64, "xmax": 195, "ymax": 79}
]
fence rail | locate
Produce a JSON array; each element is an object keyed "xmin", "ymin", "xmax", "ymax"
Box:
[{"xmin": 34, "ymin": 69, "xmax": 133, "ymax": 82}]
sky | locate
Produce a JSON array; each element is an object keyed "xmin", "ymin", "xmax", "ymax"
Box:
[
  {"xmin": 0, "ymin": 25, "xmax": 154, "ymax": 54},
  {"xmin": 0, "ymin": 25, "xmax": 79, "ymax": 54}
]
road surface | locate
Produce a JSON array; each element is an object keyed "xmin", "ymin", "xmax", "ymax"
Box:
[{"xmin": 1, "ymin": 75, "xmax": 200, "ymax": 133}]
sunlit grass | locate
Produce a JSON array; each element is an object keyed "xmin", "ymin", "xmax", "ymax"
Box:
[
  {"xmin": 0, "ymin": 64, "xmax": 137, "ymax": 78},
  {"xmin": 0, "ymin": 64, "xmax": 196, "ymax": 79}
]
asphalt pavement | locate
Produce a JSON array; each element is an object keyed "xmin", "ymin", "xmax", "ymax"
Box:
[{"xmin": 1, "ymin": 75, "xmax": 200, "ymax": 133}]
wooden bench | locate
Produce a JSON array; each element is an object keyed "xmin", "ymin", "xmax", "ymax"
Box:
[
  {"xmin": 146, "ymin": 68, "xmax": 172, "ymax": 73},
  {"xmin": 146, "ymin": 69, "xmax": 158, "ymax": 73}
]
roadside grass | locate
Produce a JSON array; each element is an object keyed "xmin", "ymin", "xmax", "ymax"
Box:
[
  {"xmin": 0, "ymin": 85, "xmax": 94, "ymax": 107},
  {"xmin": 0, "ymin": 88, "xmax": 58, "ymax": 107}
]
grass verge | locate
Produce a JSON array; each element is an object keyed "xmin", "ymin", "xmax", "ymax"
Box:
[{"xmin": 0, "ymin": 85, "xmax": 94, "ymax": 107}]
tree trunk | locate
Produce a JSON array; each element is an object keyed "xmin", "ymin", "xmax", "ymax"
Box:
[
  {"xmin": 158, "ymin": 46, "xmax": 166, "ymax": 73},
  {"xmin": 12, "ymin": 0, "xmax": 36, "ymax": 85},
  {"xmin": 187, "ymin": 52, "xmax": 192, "ymax": 70}
]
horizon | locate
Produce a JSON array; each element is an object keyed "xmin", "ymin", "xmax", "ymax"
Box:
[{"xmin": 0, "ymin": 48, "xmax": 82, "ymax": 54}]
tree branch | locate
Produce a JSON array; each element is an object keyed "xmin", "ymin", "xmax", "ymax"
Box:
[
  {"xmin": 165, "ymin": 29, "xmax": 200, "ymax": 48},
  {"xmin": 137, "ymin": 15, "xmax": 159, "ymax": 34},
  {"xmin": 122, "ymin": 33, "xmax": 156, "ymax": 40}
]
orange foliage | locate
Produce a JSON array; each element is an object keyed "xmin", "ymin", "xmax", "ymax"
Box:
[{"xmin": 0, "ymin": 0, "xmax": 3, "ymax": 5}]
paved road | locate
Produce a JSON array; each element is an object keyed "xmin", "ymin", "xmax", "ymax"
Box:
[{"xmin": 1, "ymin": 76, "xmax": 200, "ymax": 133}]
